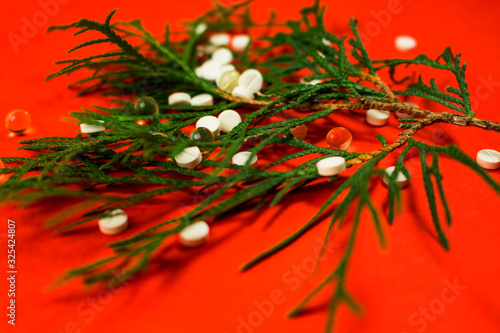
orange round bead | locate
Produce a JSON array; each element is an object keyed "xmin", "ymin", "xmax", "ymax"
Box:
[
  {"xmin": 6, "ymin": 109, "xmax": 31, "ymax": 134},
  {"xmin": 326, "ymin": 127, "xmax": 352, "ymax": 151}
]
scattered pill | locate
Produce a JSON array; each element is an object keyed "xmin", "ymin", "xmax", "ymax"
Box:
[
  {"xmin": 195, "ymin": 23, "xmax": 207, "ymax": 35},
  {"xmin": 135, "ymin": 96, "xmax": 159, "ymax": 116},
  {"xmin": 211, "ymin": 47, "xmax": 233, "ymax": 65},
  {"xmin": 191, "ymin": 93, "xmax": 214, "ymax": 106},
  {"xmin": 326, "ymin": 127, "xmax": 352, "ymax": 150},
  {"xmin": 196, "ymin": 116, "xmax": 221, "ymax": 135},
  {"xmin": 80, "ymin": 120, "xmax": 105, "ymax": 134},
  {"xmin": 216, "ymin": 70, "xmax": 240, "ymax": 94},
  {"xmin": 476, "ymin": 149, "xmax": 500, "ymax": 170},
  {"xmin": 168, "ymin": 92, "xmax": 191, "ymax": 106},
  {"xmin": 190, "ymin": 127, "xmax": 215, "ymax": 153},
  {"xmin": 195, "ymin": 66, "xmax": 204, "ymax": 77},
  {"xmin": 209, "ymin": 33, "xmax": 230, "ymax": 46},
  {"xmin": 316, "ymin": 156, "xmax": 346, "ymax": 177},
  {"xmin": 231, "ymin": 86, "xmax": 254, "ymax": 100},
  {"xmin": 175, "ymin": 146, "xmax": 202, "ymax": 169},
  {"xmin": 179, "ymin": 220, "xmax": 210, "ymax": 247},
  {"xmin": 199, "ymin": 60, "xmax": 224, "ymax": 81},
  {"xmin": 238, "ymin": 69, "xmax": 263, "ymax": 93},
  {"xmin": 218, "ymin": 109, "xmax": 241, "ymax": 133},
  {"xmin": 366, "ymin": 109, "xmax": 390, "ymax": 126},
  {"xmin": 290, "ymin": 124, "xmax": 307, "ymax": 140},
  {"xmin": 98, "ymin": 209, "xmax": 128, "ymax": 235},
  {"xmin": 383, "ymin": 166, "xmax": 410, "ymax": 188},
  {"xmin": 322, "ymin": 37, "xmax": 332, "ymax": 46},
  {"xmin": 395, "ymin": 35, "xmax": 417, "ymax": 52},
  {"xmin": 231, "ymin": 34, "xmax": 250, "ymax": 52},
  {"xmin": 232, "ymin": 151, "xmax": 258, "ymax": 168},
  {"xmin": 5, "ymin": 109, "xmax": 31, "ymax": 134},
  {"xmin": 396, "ymin": 102, "xmax": 419, "ymax": 118}
]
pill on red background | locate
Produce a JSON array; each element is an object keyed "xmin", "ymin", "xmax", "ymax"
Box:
[
  {"xmin": 168, "ymin": 92, "xmax": 191, "ymax": 106},
  {"xmin": 326, "ymin": 127, "xmax": 352, "ymax": 151},
  {"xmin": 209, "ymin": 33, "xmax": 230, "ymax": 46},
  {"xmin": 196, "ymin": 116, "xmax": 221, "ymax": 135},
  {"xmin": 476, "ymin": 149, "xmax": 500, "ymax": 170},
  {"xmin": 366, "ymin": 109, "xmax": 390, "ymax": 126},
  {"xmin": 175, "ymin": 146, "xmax": 202, "ymax": 169},
  {"xmin": 98, "ymin": 209, "xmax": 128, "ymax": 235},
  {"xmin": 191, "ymin": 94, "xmax": 214, "ymax": 106},
  {"xmin": 80, "ymin": 120, "xmax": 105, "ymax": 134},
  {"xmin": 232, "ymin": 151, "xmax": 258, "ymax": 168},
  {"xmin": 290, "ymin": 124, "xmax": 307, "ymax": 140},
  {"xmin": 179, "ymin": 221, "xmax": 210, "ymax": 247},
  {"xmin": 218, "ymin": 110, "xmax": 241, "ymax": 133},
  {"xmin": 383, "ymin": 166, "xmax": 410, "ymax": 188},
  {"xmin": 395, "ymin": 35, "xmax": 417, "ymax": 52},
  {"xmin": 6, "ymin": 109, "xmax": 31, "ymax": 134},
  {"xmin": 316, "ymin": 156, "xmax": 346, "ymax": 176}
]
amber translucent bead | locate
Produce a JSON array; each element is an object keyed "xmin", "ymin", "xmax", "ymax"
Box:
[
  {"xmin": 326, "ymin": 127, "xmax": 352, "ymax": 151},
  {"xmin": 6, "ymin": 109, "xmax": 31, "ymax": 134},
  {"xmin": 190, "ymin": 127, "xmax": 215, "ymax": 153},
  {"xmin": 134, "ymin": 96, "xmax": 159, "ymax": 116}
]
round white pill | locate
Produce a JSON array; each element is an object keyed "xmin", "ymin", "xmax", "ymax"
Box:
[
  {"xmin": 80, "ymin": 120, "xmax": 105, "ymax": 134},
  {"xmin": 196, "ymin": 116, "xmax": 221, "ymax": 135},
  {"xmin": 98, "ymin": 209, "xmax": 128, "ymax": 235},
  {"xmin": 232, "ymin": 151, "xmax": 258, "ymax": 168},
  {"xmin": 179, "ymin": 220, "xmax": 210, "ymax": 247},
  {"xmin": 383, "ymin": 166, "xmax": 410, "ymax": 188},
  {"xmin": 316, "ymin": 156, "xmax": 346, "ymax": 177},
  {"xmin": 238, "ymin": 69, "xmax": 263, "ymax": 93},
  {"xmin": 218, "ymin": 110, "xmax": 241, "ymax": 133},
  {"xmin": 195, "ymin": 66, "xmax": 204, "ymax": 77},
  {"xmin": 366, "ymin": 109, "xmax": 390, "ymax": 126},
  {"xmin": 195, "ymin": 23, "xmax": 207, "ymax": 35},
  {"xmin": 290, "ymin": 124, "xmax": 307, "ymax": 140},
  {"xmin": 191, "ymin": 94, "xmax": 213, "ymax": 106},
  {"xmin": 395, "ymin": 35, "xmax": 417, "ymax": 52},
  {"xmin": 199, "ymin": 60, "xmax": 223, "ymax": 81},
  {"xmin": 231, "ymin": 34, "xmax": 250, "ymax": 52},
  {"xmin": 211, "ymin": 47, "xmax": 233, "ymax": 65},
  {"xmin": 209, "ymin": 33, "xmax": 230, "ymax": 46},
  {"xmin": 396, "ymin": 102, "xmax": 419, "ymax": 118},
  {"xmin": 168, "ymin": 92, "xmax": 191, "ymax": 106},
  {"xmin": 476, "ymin": 149, "xmax": 500, "ymax": 170},
  {"xmin": 175, "ymin": 146, "xmax": 202, "ymax": 169},
  {"xmin": 231, "ymin": 86, "xmax": 254, "ymax": 100}
]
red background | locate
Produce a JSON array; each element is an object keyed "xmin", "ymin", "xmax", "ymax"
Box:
[{"xmin": 1, "ymin": 0, "xmax": 500, "ymax": 332}]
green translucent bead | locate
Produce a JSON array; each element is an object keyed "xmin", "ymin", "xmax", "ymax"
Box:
[
  {"xmin": 190, "ymin": 127, "xmax": 215, "ymax": 153},
  {"xmin": 217, "ymin": 70, "xmax": 240, "ymax": 93},
  {"xmin": 134, "ymin": 96, "xmax": 159, "ymax": 116}
]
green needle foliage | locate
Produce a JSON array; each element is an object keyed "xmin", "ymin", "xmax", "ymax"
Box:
[{"xmin": 1, "ymin": 1, "xmax": 499, "ymax": 332}]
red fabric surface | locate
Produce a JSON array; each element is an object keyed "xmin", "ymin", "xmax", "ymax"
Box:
[{"xmin": 1, "ymin": 0, "xmax": 500, "ymax": 332}]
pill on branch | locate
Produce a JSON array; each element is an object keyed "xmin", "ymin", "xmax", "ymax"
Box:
[
  {"xmin": 231, "ymin": 34, "xmax": 250, "ymax": 52},
  {"xmin": 316, "ymin": 156, "xmax": 346, "ymax": 176},
  {"xmin": 211, "ymin": 47, "xmax": 233, "ymax": 65},
  {"xmin": 231, "ymin": 86, "xmax": 254, "ymax": 100},
  {"xmin": 196, "ymin": 116, "xmax": 221, "ymax": 135},
  {"xmin": 218, "ymin": 110, "xmax": 242, "ymax": 133},
  {"xmin": 476, "ymin": 149, "xmax": 500, "ymax": 170},
  {"xmin": 199, "ymin": 60, "xmax": 224, "ymax": 81},
  {"xmin": 191, "ymin": 94, "xmax": 214, "ymax": 106},
  {"xmin": 232, "ymin": 151, "xmax": 258, "ymax": 168},
  {"xmin": 80, "ymin": 120, "xmax": 105, "ymax": 134},
  {"xmin": 216, "ymin": 70, "xmax": 240, "ymax": 94},
  {"xmin": 175, "ymin": 146, "xmax": 202, "ymax": 169},
  {"xmin": 238, "ymin": 69, "xmax": 263, "ymax": 93},
  {"xmin": 209, "ymin": 33, "xmax": 230, "ymax": 46},
  {"xmin": 99, "ymin": 209, "xmax": 128, "ymax": 235},
  {"xmin": 179, "ymin": 220, "xmax": 210, "ymax": 247},
  {"xmin": 383, "ymin": 166, "xmax": 410, "ymax": 188},
  {"xmin": 366, "ymin": 109, "xmax": 390, "ymax": 126},
  {"xmin": 168, "ymin": 92, "xmax": 191, "ymax": 106}
]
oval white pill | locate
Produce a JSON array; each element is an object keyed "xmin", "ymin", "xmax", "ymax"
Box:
[
  {"xmin": 366, "ymin": 109, "xmax": 390, "ymax": 126},
  {"xmin": 316, "ymin": 156, "xmax": 346, "ymax": 177},
  {"xmin": 195, "ymin": 23, "xmax": 207, "ymax": 35},
  {"xmin": 218, "ymin": 110, "xmax": 241, "ymax": 133},
  {"xmin": 231, "ymin": 34, "xmax": 250, "ymax": 52},
  {"xmin": 395, "ymin": 35, "xmax": 417, "ymax": 52},
  {"xmin": 232, "ymin": 151, "xmax": 258, "ymax": 168},
  {"xmin": 80, "ymin": 120, "xmax": 105, "ymax": 134},
  {"xmin": 196, "ymin": 116, "xmax": 221, "ymax": 135},
  {"xmin": 199, "ymin": 60, "xmax": 223, "ymax": 81},
  {"xmin": 209, "ymin": 33, "xmax": 230, "ymax": 46},
  {"xmin": 191, "ymin": 93, "xmax": 214, "ymax": 106},
  {"xmin": 231, "ymin": 86, "xmax": 254, "ymax": 100},
  {"xmin": 195, "ymin": 66, "xmax": 203, "ymax": 77},
  {"xmin": 211, "ymin": 47, "xmax": 233, "ymax": 65},
  {"xmin": 175, "ymin": 146, "xmax": 202, "ymax": 169},
  {"xmin": 383, "ymin": 166, "xmax": 410, "ymax": 188},
  {"xmin": 98, "ymin": 209, "xmax": 128, "ymax": 235},
  {"xmin": 179, "ymin": 220, "xmax": 210, "ymax": 247},
  {"xmin": 396, "ymin": 102, "xmax": 419, "ymax": 118},
  {"xmin": 476, "ymin": 149, "xmax": 500, "ymax": 170},
  {"xmin": 290, "ymin": 124, "xmax": 307, "ymax": 140},
  {"xmin": 168, "ymin": 92, "xmax": 191, "ymax": 106},
  {"xmin": 238, "ymin": 69, "xmax": 263, "ymax": 93}
]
